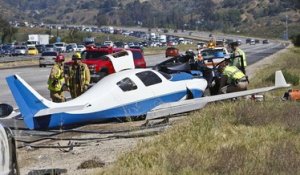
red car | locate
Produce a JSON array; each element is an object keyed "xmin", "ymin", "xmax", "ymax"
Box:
[
  {"xmin": 64, "ymin": 46, "xmax": 146, "ymax": 83},
  {"xmin": 165, "ymin": 47, "xmax": 179, "ymax": 57}
]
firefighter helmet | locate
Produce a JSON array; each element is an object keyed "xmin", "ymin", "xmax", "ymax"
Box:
[
  {"xmin": 72, "ymin": 52, "xmax": 81, "ymax": 60},
  {"xmin": 55, "ymin": 55, "xmax": 65, "ymax": 62}
]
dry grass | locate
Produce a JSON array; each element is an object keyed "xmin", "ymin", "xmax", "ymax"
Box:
[{"xmin": 97, "ymin": 47, "xmax": 300, "ymax": 175}]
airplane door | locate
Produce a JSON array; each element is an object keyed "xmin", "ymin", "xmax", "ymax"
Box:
[
  {"xmin": 108, "ymin": 51, "xmax": 135, "ymax": 72},
  {"xmin": 112, "ymin": 76, "xmax": 155, "ymax": 116}
]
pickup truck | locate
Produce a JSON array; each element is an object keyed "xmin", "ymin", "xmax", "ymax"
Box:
[{"xmin": 64, "ymin": 46, "xmax": 146, "ymax": 83}]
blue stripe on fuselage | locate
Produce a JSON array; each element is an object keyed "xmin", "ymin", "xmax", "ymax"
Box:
[
  {"xmin": 31, "ymin": 89, "xmax": 203, "ymax": 129},
  {"xmin": 170, "ymin": 72, "xmax": 193, "ymax": 81}
]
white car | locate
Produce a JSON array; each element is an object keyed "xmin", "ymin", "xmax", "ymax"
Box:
[
  {"xmin": 201, "ymin": 47, "xmax": 230, "ymax": 68},
  {"xmin": 103, "ymin": 41, "xmax": 114, "ymax": 47},
  {"xmin": 76, "ymin": 45, "xmax": 86, "ymax": 52},
  {"xmin": 54, "ymin": 42, "xmax": 66, "ymax": 52}
]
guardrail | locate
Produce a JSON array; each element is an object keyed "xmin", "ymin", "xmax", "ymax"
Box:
[{"xmin": 0, "ymin": 55, "xmax": 40, "ymax": 63}]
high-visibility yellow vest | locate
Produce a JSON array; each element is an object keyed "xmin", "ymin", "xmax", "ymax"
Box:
[
  {"xmin": 223, "ymin": 66, "xmax": 245, "ymax": 83},
  {"xmin": 231, "ymin": 48, "xmax": 247, "ymax": 68},
  {"xmin": 48, "ymin": 64, "xmax": 64, "ymax": 92}
]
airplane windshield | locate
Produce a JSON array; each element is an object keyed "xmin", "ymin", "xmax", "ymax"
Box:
[{"xmin": 136, "ymin": 71, "xmax": 162, "ymax": 86}]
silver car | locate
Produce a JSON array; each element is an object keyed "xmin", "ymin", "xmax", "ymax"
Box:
[
  {"xmin": 12, "ymin": 46, "xmax": 27, "ymax": 56},
  {"xmin": 39, "ymin": 51, "xmax": 58, "ymax": 67},
  {"xmin": 44, "ymin": 44, "xmax": 56, "ymax": 52}
]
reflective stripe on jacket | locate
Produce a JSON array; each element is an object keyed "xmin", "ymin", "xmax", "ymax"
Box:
[
  {"xmin": 223, "ymin": 66, "xmax": 245, "ymax": 84},
  {"xmin": 48, "ymin": 64, "xmax": 64, "ymax": 92},
  {"xmin": 67, "ymin": 62, "xmax": 90, "ymax": 89}
]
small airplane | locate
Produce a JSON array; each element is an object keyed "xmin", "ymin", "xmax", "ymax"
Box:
[
  {"xmin": 6, "ymin": 68, "xmax": 206, "ymax": 130},
  {"xmin": 6, "ymin": 68, "xmax": 289, "ymax": 130}
]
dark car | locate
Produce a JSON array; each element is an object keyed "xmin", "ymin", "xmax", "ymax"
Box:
[
  {"xmin": 1, "ymin": 44, "xmax": 14, "ymax": 56},
  {"xmin": 246, "ymin": 38, "xmax": 251, "ymax": 44},
  {"xmin": 36, "ymin": 44, "xmax": 45, "ymax": 53},
  {"xmin": 262, "ymin": 39, "xmax": 269, "ymax": 44},
  {"xmin": 165, "ymin": 47, "xmax": 179, "ymax": 57},
  {"xmin": 255, "ymin": 39, "xmax": 260, "ymax": 44}
]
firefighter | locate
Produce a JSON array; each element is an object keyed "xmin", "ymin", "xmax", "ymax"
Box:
[
  {"xmin": 230, "ymin": 41, "xmax": 247, "ymax": 74},
  {"xmin": 48, "ymin": 54, "xmax": 66, "ymax": 102},
  {"xmin": 66, "ymin": 52, "xmax": 90, "ymax": 99},
  {"xmin": 218, "ymin": 58, "xmax": 248, "ymax": 94}
]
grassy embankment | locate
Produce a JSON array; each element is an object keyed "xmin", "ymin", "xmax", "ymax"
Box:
[{"xmin": 99, "ymin": 47, "xmax": 300, "ymax": 174}]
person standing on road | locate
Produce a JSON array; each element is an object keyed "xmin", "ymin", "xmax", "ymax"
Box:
[
  {"xmin": 65, "ymin": 53, "xmax": 90, "ymax": 99},
  {"xmin": 230, "ymin": 41, "xmax": 247, "ymax": 74},
  {"xmin": 218, "ymin": 58, "xmax": 248, "ymax": 94},
  {"xmin": 47, "ymin": 55, "xmax": 66, "ymax": 102}
]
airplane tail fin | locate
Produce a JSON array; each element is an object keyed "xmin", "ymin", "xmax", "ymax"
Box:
[
  {"xmin": 275, "ymin": 70, "xmax": 290, "ymax": 88},
  {"xmin": 6, "ymin": 75, "xmax": 52, "ymax": 129}
]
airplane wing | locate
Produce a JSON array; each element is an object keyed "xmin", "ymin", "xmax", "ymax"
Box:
[{"xmin": 146, "ymin": 70, "xmax": 290, "ymax": 120}]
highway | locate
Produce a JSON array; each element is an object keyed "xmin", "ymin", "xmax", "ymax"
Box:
[{"xmin": 0, "ymin": 41, "xmax": 286, "ymax": 108}]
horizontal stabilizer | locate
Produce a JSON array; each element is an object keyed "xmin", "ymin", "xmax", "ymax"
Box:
[{"xmin": 34, "ymin": 103, "xmax": 89, "ymax": 117}]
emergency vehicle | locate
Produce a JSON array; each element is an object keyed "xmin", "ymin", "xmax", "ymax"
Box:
[{"xmin": 64, "ymin": 46, "xmax": 146, "ymax": 83}]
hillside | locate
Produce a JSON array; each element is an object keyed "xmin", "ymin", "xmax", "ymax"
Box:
[{"xmin": 0, "ymin": 0, "xmax": 300, "ymax": 37}]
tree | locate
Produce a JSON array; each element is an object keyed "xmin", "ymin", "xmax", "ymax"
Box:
[{"xmin": 0, "ymin": 17, "xmax": 18, "ymax": 43}]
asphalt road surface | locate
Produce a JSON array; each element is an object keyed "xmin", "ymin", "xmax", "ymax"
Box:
[{"xmin": 0, "ymin": 41, "xmax": 286, "ymax": 108}]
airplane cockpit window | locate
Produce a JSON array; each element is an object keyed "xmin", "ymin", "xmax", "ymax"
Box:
[
  {"xmin": 136, "ymin": 71, "xmax": 162, "ymax": 86},
  {"xmin": 117, "ymin": 78, "xmax": 138, "ymax": 92}
]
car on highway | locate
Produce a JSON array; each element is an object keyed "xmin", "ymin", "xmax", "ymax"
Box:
[
  {"xmin": 66, "ymin": 44, "xmax": 75, "ymax": 52},
  {"xmin": 197, "ymin": 42, "xmax": 206, "ymax": 49},
  {"xmin": 12, "ymin": 46, "xmax": 27, "ymax": 56},
  {"xmin": 0, "ymin": 44, "xmax": 14, "ymax": 56},
  {"xmin": 165, "ymin": 47, "xmax": 179, "ymax": 57},
  {"xmin": 35, "ymin": 44, "xmax": 45, "ymax": 53},
  {"xmin": 246, "ymin": 38, "xmax": 251, "ymax": 44},
  {"xmin": 27, "ymin": 47, "xmax": 39, "ymax": 55},
  {"xmin": 103, "ymin": 41, "xmax": 114, "ymax": 47},
  {"xmin": 45, "ymin": 44, "xmax": 56, "ymax": 52},
  {"xmin": 76, "ymin": 45, "xmax": 86, "ymax": 52},
  {"xmin": 39, "ymin": 51, "xmax": 58, "ymax": 67},
  {"xmin": 200, "ymin": 47, "xmax": 230, "ymax": 68},
  {"xmin": 262, "ymin": 39, "xmax": 269, "ymax": 44},
  {"xmin": 250, "ymin": 39, "xmax": 256, "ymax": 45},
  {"xmin": 54, "ymin": 42, "xmax": 67, "ymax": 52}
]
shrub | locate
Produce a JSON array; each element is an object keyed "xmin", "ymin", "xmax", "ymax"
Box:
[{"xmin": 291, "ymin": 34, "xmax": 300, "ymax": 47}]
